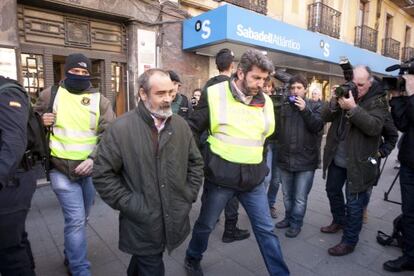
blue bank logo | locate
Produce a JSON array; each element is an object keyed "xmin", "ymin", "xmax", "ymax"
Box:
[
  {"xmin": 319, "ymin": 40, "xmax": 330, "ymax": 57},
  {"xmin": 195, "ymin": 19, "xmax": 211, "ymax": 40}
]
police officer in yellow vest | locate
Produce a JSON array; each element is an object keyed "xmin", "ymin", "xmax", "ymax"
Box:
[
  {"xmin": 184, "ymin": 49, "xmax": 289, "ymax": 276},
  {"xmin": 34, "ymin": 53, "xmax": 115, "ymax": 276}
]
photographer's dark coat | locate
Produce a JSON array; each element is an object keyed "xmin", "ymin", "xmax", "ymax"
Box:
[
  {"xmin": 322, "ymin": 81, "xmax": 388, "ymax": 193},
  {"xmin": 390, "ymin": 94, "xmax": 414, "ymax": 169}
]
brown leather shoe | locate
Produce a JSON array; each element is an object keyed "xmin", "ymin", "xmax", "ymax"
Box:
[
  {"xmin": 320, "ymin": 222, "xmax": 344, "ymax": 233},
  {"xmin": 328, "ymin": 243, "xmax": 355, "ymax": 256}
]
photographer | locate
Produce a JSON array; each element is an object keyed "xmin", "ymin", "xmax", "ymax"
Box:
[
  {"xmin": 383, "ymin": 74, "xmax": 414, "ymax": 272},
  {"xmin": 320, "ymin": 66, "xmax": 387, "ymax": 256}
]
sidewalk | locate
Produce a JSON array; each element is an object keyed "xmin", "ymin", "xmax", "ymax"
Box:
[{"xmin": 27, "ymin": 149, "xmax": 411, "ymax": 276}]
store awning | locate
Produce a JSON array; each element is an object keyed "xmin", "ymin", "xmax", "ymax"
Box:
[{"xmin": 183, "ymin": 4, "xmax": 399, "ymax": 76}]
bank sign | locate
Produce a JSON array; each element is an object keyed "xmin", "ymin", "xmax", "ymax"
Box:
[{"xmin": 183, "ymin": 4, "xmax": 398, "ymax": 75}]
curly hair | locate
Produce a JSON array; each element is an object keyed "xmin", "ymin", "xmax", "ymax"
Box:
[{"xmin": 237, "ymin": 49, "xmax": 274, "ymax": 77}]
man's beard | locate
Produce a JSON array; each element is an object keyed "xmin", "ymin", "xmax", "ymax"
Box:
[
  {"xmin": 143, "ymin": 100, "xmax": 172, "ymax": 119},
  {"xmin": 242, "ymin": 78, "xmax": 259, "ymax": 96}
]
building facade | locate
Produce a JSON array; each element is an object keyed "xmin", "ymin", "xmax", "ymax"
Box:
[
  {"xmin": 1, "ymin": 0, "xmax": 413, "ymax": 113},
  {"xmin": 181, "ymin": 0, "xmax": 414, "ymax": 100},
  {"xmin": 0, "ymin": 0, "xmax": 210, "ymax": 114}
]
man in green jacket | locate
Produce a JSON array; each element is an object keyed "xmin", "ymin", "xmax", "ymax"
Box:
[
  {"xmin": 320, "ymin": 66, "xmax": 387, "ymax": 256},
  {"xmin": 93, "ymin": 68, "xmax": 204, "ymax": 276}
]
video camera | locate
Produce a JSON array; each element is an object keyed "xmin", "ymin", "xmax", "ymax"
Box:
[
  {"xmin": 383, "ymin": 57, "xmax": 414, "ymax": 91},
  {"xmin": 335, "ymin": 57, "xmax": 358, "ymax": 99},
  {"xmin": 270, "ymin": 69, "xmax": 296, "ymax": 106}
]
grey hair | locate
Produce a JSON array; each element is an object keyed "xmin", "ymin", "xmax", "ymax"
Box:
[
  {"xmin": 237, "ymin": 49, "xmax": 274, "ymax": 77},
  {"xmin": 136, "ymin": 68, "xmax": 170, "ymax": 96},
  {"xmin": 353, "ymin": 65, "xmax": 374, "ymax": 82}
]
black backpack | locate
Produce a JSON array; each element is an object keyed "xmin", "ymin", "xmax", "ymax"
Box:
[
  {"xmin": 376, "ymin": 214, "xmax": 404, "ymax": 248},
  {"xmin": 0, "ymin": 83, "xmax": 57, "ymax": 171}
]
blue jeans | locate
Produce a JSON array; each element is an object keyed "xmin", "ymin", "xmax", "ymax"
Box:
[
  {"xmin": 280, "ymin": 169, "xmax": 315, "ymax": 229},
  {"xmin": 264, "ymin": 143, "xmax": 282, "ymax": 208},
  {"xmin": 50, "ymin": 169, "xmax": 95, "ymax": 276},
  {"xmin": 186, "ymin": 181, "xmax": 289, "ymax": 276},
  {"xmin": 342, "ymin": 190, "xmax": 368, "ymax": 246}
]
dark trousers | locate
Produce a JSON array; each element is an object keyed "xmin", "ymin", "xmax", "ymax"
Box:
[
  {"xmin": 224, "ymin": 196, "xmax": 239, "ymax": 225},
  {"xmin": 400, "ymin": 164, "xmax": 414, "ymax": 262},
  {"xmin": 0, "ymin": 170, "xmax": 36, "ymax": 276},
  {"xmin": 325, "ymin": 162, "xmax": 368, "ymax": 246},
  {"xmin": 127, "ymin": 253, "xmax": 164, "ymax": 276},
  {"xmin": 326, "ymin": 162, "xmax": 347, "ymax": 225}
]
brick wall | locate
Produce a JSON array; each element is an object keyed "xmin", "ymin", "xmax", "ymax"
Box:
[{"xmin": 160, "ymin": 14, "xmax": 209, "ymax": 98}]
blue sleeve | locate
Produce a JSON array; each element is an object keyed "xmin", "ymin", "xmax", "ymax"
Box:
[{"xmin": 0, "ymin": 88, "xmax": 29, "ymax": 188}]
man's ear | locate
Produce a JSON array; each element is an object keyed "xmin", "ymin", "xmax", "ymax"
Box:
[
  {"xmin": 236, "ymin": 68, "xmax": 244, "ymax": 80},
  {"xmin": 138, "ymin": 88, "xmax": 147, "ymax": 101},
  {"xmin": 230, "ymin": 62, "xmax": 235, "ymax": 72}
]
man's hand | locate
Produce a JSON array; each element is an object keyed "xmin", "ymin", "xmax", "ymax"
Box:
[
  {"xmin": 294, "ymin": 96, "xmax": 306, "ymax": 111},
  {"xmin": 338, "ymin": 92, "xmax": 357, "ymax": 110},
  {"xmin": 42, "ymin": 113, "xmax": 56, "ymax": 127},
  {"xmin": 403, "ymin": 75, "xmax": 414, "ymax": 96},
  {"xmin": 74, "ymin": 158, "xmax": 94, "ymax": 176}
]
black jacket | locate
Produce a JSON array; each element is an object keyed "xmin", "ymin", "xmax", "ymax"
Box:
[
  {"xmin": 93, "ymin": 102, "xmax": 204, "ymax": 255},
  {"xmin": 202, "ymin": 75, "xmax": 230, "ymax": 93},
  {"xmin": 276, "ymin": 99, "xmax": 324, "ymax": 172},
  {"xmin": 0, "ymin": 76, "xmax": 29, "ymax": 189},
  {"xmin": 378, "ymin": 111, "xmax": 398, "ymax": 158},
  {"xmin": 390, "ymin": 94, "xmax": 414, "ymax": 169},
  {"xmin": 322, "ymin": 81, "xmax": 388, "ymax": 193},
  {"xmin": 188, "ymin": 79, "xmax": 270, "ymax": 191}
]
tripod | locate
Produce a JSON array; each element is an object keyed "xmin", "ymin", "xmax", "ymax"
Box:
[{"xmin": 381, "ymin": 156, "xmax": 402, "ymax": 205}]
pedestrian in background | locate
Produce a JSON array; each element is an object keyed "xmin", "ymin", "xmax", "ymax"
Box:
[
  {"xmin": 263, "ymin": 76, "xmax": 282, "ymax": 219},
  {"xmin": 275, "ymin": 75, "xmax": 324, "ymax": 238},
  {"xmin": 169, "ymin": 70, "xmax": 193, "ymax": 120}
]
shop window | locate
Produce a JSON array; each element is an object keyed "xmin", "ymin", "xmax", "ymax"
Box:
[{"xmin": 21, "ymin": 53, "xmax": 44, "ymax": 101}]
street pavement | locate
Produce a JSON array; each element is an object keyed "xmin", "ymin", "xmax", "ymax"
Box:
[{"xmin": 27, "ymin": 148, "xmax": 412, "ymax": 276}]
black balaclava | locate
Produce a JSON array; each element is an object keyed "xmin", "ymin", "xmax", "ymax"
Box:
[{"xmin": 63, "ymin": 53, "xmax": 92, "ymax": 92}]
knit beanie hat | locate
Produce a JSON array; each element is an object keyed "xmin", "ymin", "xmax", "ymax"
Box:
[{"xmin": 64, "ymin": 53, "xmax": 92, "ymax": 74}]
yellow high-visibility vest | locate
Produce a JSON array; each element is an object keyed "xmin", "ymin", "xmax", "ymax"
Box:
[
  {"xmin": 49, "ymin": 86, "xmax": 100, "ymax": 160},
  {"xmin": 207, "ymin": 81, "xmax": 275, "ymax": 164}
]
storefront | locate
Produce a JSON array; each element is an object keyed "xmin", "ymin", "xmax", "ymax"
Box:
[
  {"xmin": 183, "ymin": 4, "xmax": 400, "ymax": 100},
  {"xmin": 0, "ymin": 0, "xmax": 173, "ymax": 115},
  {"xmin": 16, "ymin": 4, "xmax": 128, "ymax": 114}
]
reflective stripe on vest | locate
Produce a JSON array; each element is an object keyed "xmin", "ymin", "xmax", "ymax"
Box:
[
  {"xmin": 207, "ymin": 81, "xmax": 275, "ymax": 164},
  {"xmin": 50, "ymin": 87, "xmax": 100, "ymax": 160}
]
